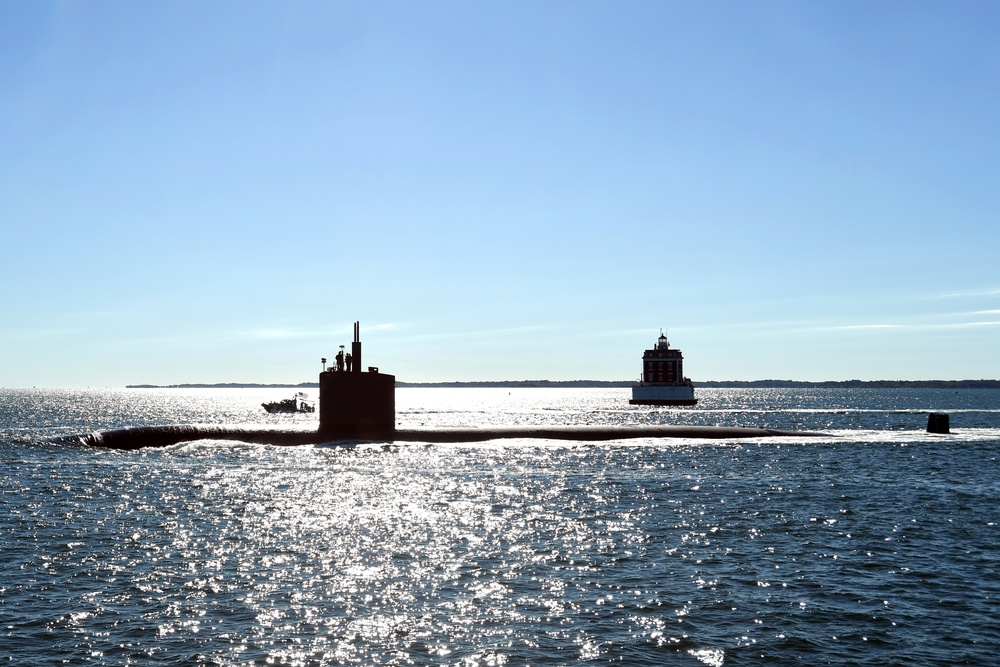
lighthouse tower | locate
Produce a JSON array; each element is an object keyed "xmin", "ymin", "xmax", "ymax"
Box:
[{"xmin": 629, "ymin": 330, "xmax": 697, "ymax": 406}]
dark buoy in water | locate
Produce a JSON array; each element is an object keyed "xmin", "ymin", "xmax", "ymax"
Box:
[{"xmin": 927, "ymin": 412, "xmax": 950, "ymax": 434}]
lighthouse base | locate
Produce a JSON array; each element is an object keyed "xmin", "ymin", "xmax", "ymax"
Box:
[{"xmin": 630, "ymin": 384, "xmax": 697, "ymax": 406}]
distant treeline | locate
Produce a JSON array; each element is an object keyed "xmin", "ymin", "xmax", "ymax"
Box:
[
  {"xmin": 402, "ymin": 379, "xmax": 1000, "ymax": 388},
  {"xmin": 128, "ymin": 379, "xmax": 1000, "ymax": 389},
  {"xmin": 395, "ymin": 380, "xmax": 634, "ymax": 388},
  {"xmin": 695, "ymin": 379, "xmax": 1000, "ymax": 389},
  {"xmin": 127, "ymin": 383, "xmax": 319, "ymax": 389}
]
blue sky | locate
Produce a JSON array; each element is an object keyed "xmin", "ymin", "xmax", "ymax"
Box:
[{"xmin": 3, "ymin": 1, "xmax": 999, "ymax": 387}]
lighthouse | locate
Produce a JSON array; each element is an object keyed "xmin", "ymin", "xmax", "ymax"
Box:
[{"xmin": 629, "ymin": 330, "xmax": 697, "ymax": 406}]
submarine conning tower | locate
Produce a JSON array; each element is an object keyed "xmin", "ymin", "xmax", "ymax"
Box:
[{"xmin": 318, "ymin": 321, "xmax": 395, "ymax": 439}]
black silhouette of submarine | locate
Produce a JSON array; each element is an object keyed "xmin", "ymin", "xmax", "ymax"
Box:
[{"xmin": 79, "ymin": 322, "xmax": 819, "ymax": 450}]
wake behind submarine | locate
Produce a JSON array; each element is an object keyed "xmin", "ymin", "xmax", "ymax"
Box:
[{"xmin": 80, "ymin": 322, "xmax": 824, "ymax": 450}]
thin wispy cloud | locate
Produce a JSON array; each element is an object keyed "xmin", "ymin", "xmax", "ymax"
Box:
[
  {"xmin": 244, "ymin": 330, "xmax": 307, "ymax": 340},
  {"xmin": 399, "ymin": 324, "xmax": 557, "ymax": 342},
  {"xmin": 226, "ymin": 322, "xmax": 395, "ymax": 342},
  {"xmin": 933, "ymin": 288, "xmax": 1000, "ymax": 299},
  {"xmin": 831, "ymin": 324, "xmax": 905, "ymax": 331},
  {"xmin": 238, "ymin": 328, "xmax": 342, "ymax": 341},
  {"xmin": 828, "ymin": 321, "xmax": 1000, "ymax": 332}
]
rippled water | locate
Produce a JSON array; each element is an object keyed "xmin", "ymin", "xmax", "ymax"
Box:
[{"xmin": 2, "ymin": 387, "xmax": 999, "ymax": 665}]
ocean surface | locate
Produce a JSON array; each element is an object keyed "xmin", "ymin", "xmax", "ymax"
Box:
[{"xmin": 2, "ymin": 386, "xmax": 998, "ymax": 666}]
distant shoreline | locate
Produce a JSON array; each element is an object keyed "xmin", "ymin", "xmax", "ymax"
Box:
[{"xmin": 126, "ymin": 379, "xmax": 1000, "ymax": 389}]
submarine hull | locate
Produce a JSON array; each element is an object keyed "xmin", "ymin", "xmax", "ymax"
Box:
[{"xmin": 73, "ymin": 424, "xmax": 821, "ymax": 449}]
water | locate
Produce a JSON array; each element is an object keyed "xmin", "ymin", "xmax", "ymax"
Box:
[{"xmin": 2, "ymin": 387, "xmax": 999, "ymax": 665}]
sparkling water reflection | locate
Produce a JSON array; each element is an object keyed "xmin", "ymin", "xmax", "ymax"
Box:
[{"xmin": 1, "ymin": 387, "xmax": 999, "ymax": 664}]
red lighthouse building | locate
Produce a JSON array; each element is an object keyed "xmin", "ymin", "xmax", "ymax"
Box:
[{"xmin": 629, "ymin": 330, "xmax": 697, "ymax": 406}]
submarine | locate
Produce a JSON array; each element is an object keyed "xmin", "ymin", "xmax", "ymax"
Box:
[{"xmin": 78, "ymin": 322, "xmax": 821, "ymax": 450}]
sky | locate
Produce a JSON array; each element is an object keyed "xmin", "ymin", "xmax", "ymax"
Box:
[{"xmin": 2, "ymin": 1, "xmax": 999, "ymax": 387}]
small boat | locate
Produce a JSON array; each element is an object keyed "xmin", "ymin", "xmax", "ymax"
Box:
[
  {"xmin": 629, "ymin": 330, "xmax": 697, "ymax": 406},
  {"xmin": 262, "ymin": 392, "xmax": 315, "ymax": 414}
]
